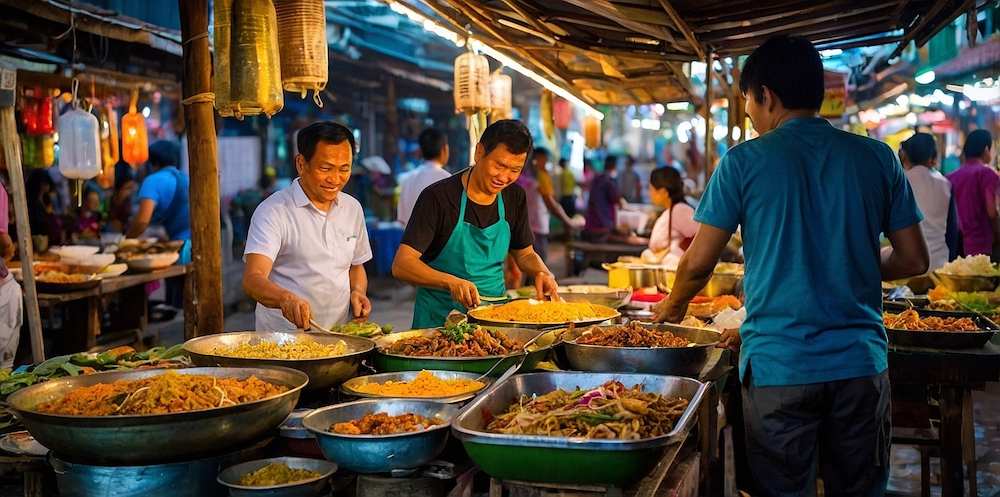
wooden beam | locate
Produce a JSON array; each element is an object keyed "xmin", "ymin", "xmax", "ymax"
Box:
[
  {"xmin": 715, "ymin": 17, "xmax": 890, "ymax": 52},
  {"xmin": 888, "ymin": 0, "xmax": 955, "ymax": 60},
  {"xmin": 914, "ymin": 0, "xmax": 977, "ymax": 48},
  {"xmin": 655, "ymin": 0, "xmax": 707, "ymax": 61},
  {"xmin": 703, "ymin": 51, "xmax": 715, "ymax": 181},
  {"xmin": 178, "ymin": 0, "xmax": 222, "ymax": 338},
  {"xmin": 497, "ymin": 0, "xmax": 555, "ymax": 39},
  {"xmin": 699, "ymin": 3, "xmax": 894, "ymax": 41},
  {"xmin": 890, "ymin": 0, "xmax": 913, "ymax": 29}
]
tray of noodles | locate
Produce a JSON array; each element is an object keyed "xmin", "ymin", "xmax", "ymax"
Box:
[
  {"xmin": 452, "ymin": 371, "xmax": 708, "ymax": 485},
  {"xmin": 341, "ymin": 370, "xmax": 492, "ymax": 403},
  {"xmin": 467, "ymin": 300, "xmax": 620, "ymax": 328},
  {"xmin": 883, "ymin": 308, "xmax": 998, "ymax": 349},
  {"xmin": 5, "ymin": 367, "xmax": 308, "ymax": 465},
  {"xmin": 372, "ymin": 326, "xmax": 560, "ymax": 374},
  {"xmin": 182, "ymin": 331, "xmax": 375, "ymax": 391}
]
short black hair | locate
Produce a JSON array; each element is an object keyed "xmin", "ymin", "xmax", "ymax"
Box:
[
  {"xmin": 149, "ymin": 140, "xmax": 180, "ymax": 167},
  {"xmin": 479, "ymin": 120, "xmax": 533, "ymax": 157},
  {"xmin": 739, "ymin": 35, "xmax": 824, "ymax": 111},
  {"xmin": 901, "ymin": 133, "xmax": 937, "ymax": 164},
  {"xmin": 963, "ymin": 129, "xmax": 993, "ymax": 159},
  {"xmin": 603, "ymin": 155, "xmax": 618, "ymax": 171},
  {"xmin": 533, "ymin": 147, "xmax": 551, "ymax": 159},
  {"xmin": 649, "ymin": 167, "xmax": 685, "ymax": 205},
  {"xmin": 418, "ymin": 127, "xmax": 447, "ymax": 161},
  {"xmin": 297, "ymin": 121, "xmax": 357, "ymax": 162}
]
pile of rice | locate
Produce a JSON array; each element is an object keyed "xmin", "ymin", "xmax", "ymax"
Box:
[
  {"xmin": 214, "ymin": 338, "xmax": 349, "ymax": 359},
  {"xmin": 939, "ymin": 255, "xmax": 1000, "ymax": 276}
]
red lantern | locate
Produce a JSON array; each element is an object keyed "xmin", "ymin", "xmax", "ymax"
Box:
[
  {"xmin": 121, "ymin": 90, "xmax": 149, "ymax": 167},
  {"xmin": 36, "ymin": 92, "xmax": 54, "ymax": 135},
  {"xmin": 553, "ymin": 97, "xmax": 572, "ymax": 130}
]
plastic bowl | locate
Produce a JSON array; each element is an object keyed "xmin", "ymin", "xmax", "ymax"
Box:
[
  {"xmin": 126, "ymin": 252, "xmax": 180, "ymax": 272},
  {"xmin": 217, "ymin": 456, "xmax": 337, "ymax": 497},
  {"xmin": 68, "ymin": 254, "xmax": 116, "ymax": 274},
  {"xmin": 50, "ymin": 245, "xmax": 101, "ymax": 260}
]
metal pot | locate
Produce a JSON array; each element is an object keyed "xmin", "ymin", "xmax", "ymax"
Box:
[{"xmin": 604, "ymin": 263, "xmax": 742, "ymax": 297}]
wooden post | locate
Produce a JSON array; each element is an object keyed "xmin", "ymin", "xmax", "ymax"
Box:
[
  {"xmin": 703, "ymin": 52, "xmax": 715, "ymax": 180},
  {"xmin": 178, "ymin": 0, "xmax": 223, "ymax": 338},
  {"xmin": 382, "ymin": 77, "xmax": 398, "ymax": 168}
]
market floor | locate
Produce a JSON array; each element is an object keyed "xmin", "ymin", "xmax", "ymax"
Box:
[{"xmin": 158, "ymin": 241, "xmax": 1000, "ymax": 497}]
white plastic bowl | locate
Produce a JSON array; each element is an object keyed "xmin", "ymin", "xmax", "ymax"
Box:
[
  {"xmin": 50, "ymin": 245, "xmax": 101, "ymax": 260},
  {"xmin": 100, "ymin": 263, "xmax": 128, "ymax": 278},
  {"xmin": 125, "ymin": 252, "xmax": 180, "ymax": 272}
]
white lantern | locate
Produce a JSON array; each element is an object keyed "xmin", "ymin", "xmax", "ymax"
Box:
[
  {"xmin": 58, "ymin": 107, "xmax": 102, "ymax": 181},
  {"xmin": 489, "ymin": 73, "xmax": 512, "ymax": 121},
  {"xmin": 454, "ymin": 51, "xmax": 491, "ymax": 114}
]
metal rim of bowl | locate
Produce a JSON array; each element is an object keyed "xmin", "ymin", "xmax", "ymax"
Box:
[
  {"xmin": 182, "ymin": 332, "xmax": 375, "ymax": 363},
  {"xmin": 217, "ymin": 456, "xmax": 337, "ymax": 490},
  {"xmin": 301, "ymin": 399, "xmax": 457, "ymax": 440},
  {"xmin": 339, "ymin": 370, "xmax": 493, "ymax": 402}
]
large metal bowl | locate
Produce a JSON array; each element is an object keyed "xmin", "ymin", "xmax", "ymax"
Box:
[
  {"xmin": 6, "ymin": 367, "xmax": 308, "ymax": 465},
  {"xmin": 372, "ymin": 327, "xmax": 559, "ymax": 374},
  {"xmin": 452, "ymin": 372, "xmax": 708, "ymax": 485},
  {"xmin": 183, "ymin": 331, "xmax": 375, "ymax": 392},
  {"xmin": 932, "ymin": 270, "xmax": 1000, "ymax": 293},
  {"xmin": 302, "ymin": 399, "xmax": 459, "ymax": 473},
  {"xmin": 663, "ymin": 270, "xmax": 742, "ymax": 297},
  {"xmin": 217, "ymin": 456, "xmax": 338, "ymax": 497},
  {"xmin": 561, "ymin": 323, "xmax": 721, "ymax": 378},
  {"xmin": 341, "ymin": 370, "xmax": 492, "ymax": 403},
  {"xmin": 509, "ymin": 286, "xmax": 632, "ymax": 309},
  {"xmin": 467, "ymin": 304, "xmax": 620, "ymax": 329}
]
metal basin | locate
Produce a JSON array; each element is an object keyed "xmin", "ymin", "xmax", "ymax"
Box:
[
  {"xmin": 451, "ymin": 372, "xmax": 708, "ymax": 485},
  {"xmin": 372, "ymin": 327, "xmax": 559, "ymax": 374},
  {"xmin": 217, "ymin": 456, "xmax": 338, "ymax": 497},
  {"xmin": 7, "ymin": 367, "xmax": 308, "ymax": 465},
  {"xmin": 302, "ymin": 399, "xmax": 459, "ymax": 473},
  {"xmin": 52, "ymin": 453, "xmax": 231, "ymax": 497},
  {"xmin": 341, "ymin": 370, "xmax": 492, "ymax": 403},
  {"xmin": 561, "ymin": 323, "xmax": 721, "ymax": 378},
  {"xmin": 183, "ymin": 331, "xmax": 375, "ymax": 391},
  {"xmin": 932, "ymin": 270, "xmax": 1000, "ymax": 293}
]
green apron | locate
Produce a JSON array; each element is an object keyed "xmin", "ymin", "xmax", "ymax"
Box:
[{"xmin": 412, "ymin": 187, "xmax": 510, "ymax": 329}]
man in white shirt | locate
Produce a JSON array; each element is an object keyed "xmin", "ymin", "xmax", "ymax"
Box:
[
  {"xmin": 397, "ymin": 128, "xmax": 450, "ymax": 225},
  {"xmin": 243, "ymin": 122, "xmax": 373, "ymax": 330},
  {"xmin": 899, "ymin": 132, "xmax": 960, "ymax": 272}
]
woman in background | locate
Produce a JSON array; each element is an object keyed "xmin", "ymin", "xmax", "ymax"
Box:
[{"xmin": 643, "ymin": 167, "xmax": 698, "ymax": 265}]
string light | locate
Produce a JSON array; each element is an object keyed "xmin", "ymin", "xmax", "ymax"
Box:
[{"xmin": 386, "ymin": 0, "xmax": 603, "ymax": 119}]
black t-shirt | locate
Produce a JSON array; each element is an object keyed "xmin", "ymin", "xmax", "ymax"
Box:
[{"xmin": 401, "ymin": 171, "xmax": 534, "ymax": 263}]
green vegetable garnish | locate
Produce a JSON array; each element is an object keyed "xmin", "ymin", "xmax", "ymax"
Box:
[{"xmin": 441, "ymin": 322, "xmax": 477, "ymax": 343}]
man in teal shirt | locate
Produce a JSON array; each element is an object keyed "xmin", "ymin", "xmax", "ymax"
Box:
[{"xmin": 654, "ymin": 36, "xmax": 929, "ymax": 496}]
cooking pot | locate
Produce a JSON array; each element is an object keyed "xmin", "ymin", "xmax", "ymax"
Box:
[{"xmin": 603, "ymin": 263, "xmax": 742, "ymax": 297}]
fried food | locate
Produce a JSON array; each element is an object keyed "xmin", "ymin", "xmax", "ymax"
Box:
[
  {"xmin": 883, "ymin": 309, "xmax": 980, "ymax": 332},
  {"xmin": 213, "ymin": 338, "xmax": 349, "ymax": 359},
  {"xmin": 686, "ymin": 295, "xmax": 741, "ymax": 318},
  {"xmin": 485, "ymin": 380, "xmax": 689, "ymax": 440},
  {"xmin": 237, "ymin": 463, "xmax": 322, "ymax": 486},
  {"xmin": 382, "ymin": 326, "xmax": 523, "ymax": 357},
  {"xmin": 331, "ymin": 412, "xmax": 443, "ymax": 435},
  {"xmin": 352, "ymin": 370, "xmax": 485, "ymax": 397},
  {"xmin": 471, "ymin": 300, "xmax": 617, "ymax": 323},
  {"xmin": 575, "ymin": 322, "xmax": 693, "ymax": 348},
  {"xmin": 35, "ymin": 271, "xmax": 91, "ymax": 284},
  {"xmin": 35, "ymin": 370, "xmax": 288, "ymax": 416}
]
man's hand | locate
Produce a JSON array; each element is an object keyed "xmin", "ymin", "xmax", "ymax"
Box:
[
  {"xmin": 279, "ymin": 292, "xmax": 311, "ymax": 329},
  {"xmin": 350, "ymin": 290, "xmax": 371, "ymax": 322},
  {"xmin": 534, "ymin": 271, "xmax": 560, "ymax": 302},
  {"xmin": 652, "ymin": 298, "xmax": 687, "ymax": 323},
  {"xmin": 448, "ymin": 278, "xmax": 481, "ymax": 310},
  {"xmin": 716, "ymin": 328, "xmax": 741, "ymax": 352}
]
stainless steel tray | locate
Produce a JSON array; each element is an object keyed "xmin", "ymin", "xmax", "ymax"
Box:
[{"xmin": 561, "ymin": 323, "xmax": 721, "ymax": 378}]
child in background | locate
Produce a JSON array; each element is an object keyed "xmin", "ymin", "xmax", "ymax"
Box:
[{"xmin": 69, "ymin": 188, "xmax": 104, "ymax": 244}]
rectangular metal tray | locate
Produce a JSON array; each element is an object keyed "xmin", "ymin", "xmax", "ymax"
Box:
[
  {"xmin": 886, "ymin": 308, "xmax": 998, "ymax": 349},
  {"xmin": 450, "ymin": 372, "xmax": 707, "ymax": 485}
]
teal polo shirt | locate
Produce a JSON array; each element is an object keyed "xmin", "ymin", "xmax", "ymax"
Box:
[{"xmin": 696, "ymin": 118, "xmax": 922, "ymax": 387}]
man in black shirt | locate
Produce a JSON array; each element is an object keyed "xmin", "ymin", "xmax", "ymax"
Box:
[{"xmin": 392, "ymin": 120, "xmax": 561, "ymax": 328}]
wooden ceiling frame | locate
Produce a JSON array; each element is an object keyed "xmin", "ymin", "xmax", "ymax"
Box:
[{"xmin": 655, "ymin": 0, "xmax": 706, "ymax": 61}]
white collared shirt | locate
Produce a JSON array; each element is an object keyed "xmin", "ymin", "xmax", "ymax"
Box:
[
  {"xmin": 397, "ymin": 160, "xmax": 451, "ymax": 225},
  {"xmin": 244, "ymin": 178, "xmax": 372, "ymax": 330},
  {"xmin": 906, "ymin": 165, "xmax": 953, "ymax": 272}
]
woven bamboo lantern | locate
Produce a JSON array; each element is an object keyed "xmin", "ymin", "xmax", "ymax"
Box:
[
  {"xmin": 489, "ymin": 72, "xmax": 512, "ymax": 121},
  {"xmin": 275, "ymin": 0, "xmax": 327, "ymax": 106},
  {"xmin": 231, "ymin": 0, "xmax": 283, "ymax": 119},
  {"xmin": 213, "ymin": 0, "xmax": 235, "ymax": 117},
  {"xmin": 121, "ymin": 89, "xmax": 149, "ymax": 167},
  {"xmin": 553, "ymin": 97, "xmax": 572, "ymax": 130},
  {"xmin": 584, "ymin": 115, "xmax": 601, "ymax": 149},
  {"xmin": 454, "ymin": 51, "xmax": 491, "ymax": 114}
]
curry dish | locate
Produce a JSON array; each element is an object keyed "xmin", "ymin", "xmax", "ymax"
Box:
[
  {"xmin": 35, "ymin": 370, "xmax": 288, "ymax": 416},
  {"xmin": 485, "ymin": 380, "xmax": 689, "ymax": 440},
  {"xmin": 331, "ymin": 412, "xmax": 443, "ymax": 435},
  {"xmin": 237, "ymin": 462, "xmax": 322, "ymax": 487},
  {"xmin": 575, "ymin": 322, "xmax": 693, "ymax": 348}
]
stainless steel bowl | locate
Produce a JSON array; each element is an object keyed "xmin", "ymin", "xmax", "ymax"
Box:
[
  {"xmin": 6, "ymin": 367, "xmax": 308, "ymax": 465},
  {"xmin": 372, "ymin": 327, "xmax": 560, "ymax": 374},
  {"xmin": 557, "ymin": 285, "xmax": 632, "ymax": 309},
  {"xmin": 932, "ymin": 271, "xmax": 1000, "ymax": 293},
  {"xmin": 183, "ymin": 331, "xmax": 375, "ymax": 392},
  {"xmin": 451, "ymin": 372, "xmax": 708, "ymax": 485},
  {"xmin": 340, "ymin": 370, "xmax": 492, "ymax": 403},
  {"xmin": 561, "ymin": 323, "xmax": 721, "ymax": 378},
  {"xmin": 302, "ymin": 399, "xmax": 459, "ymax": 473},
  {"xmin": 217, "ymin": 456, "xmax": 338, "ymax": 497}
]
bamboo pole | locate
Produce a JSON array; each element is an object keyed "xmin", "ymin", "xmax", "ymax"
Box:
[
  {"xmin": 0, "ymin": 104, "xmax": 45, "ymax": 363},
  {"xmin": 178, "ymin": 0, "xmax": 222, "ymax": 338},
  {"xmin": 703, "ymin": 52, "xmax": 715, "ymax": 181}
]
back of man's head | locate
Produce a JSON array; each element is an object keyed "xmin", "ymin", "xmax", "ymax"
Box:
[
  {"xmin": 418, "ymin": 128, "xmax": 447, "ymax": 161},
  {"xmin": 604, "ymin": 155, "xmax": 618, "ymax": 172},
  {"xmin": 901, "ymin": 133, "xmax": 937, "ymax": 165},
  {"xmin": 963, "ymin": 129, "xmax": 993, "ymax": 159},
  {"xmin": 148, "ymin": 140, "xmax": 180, "ymax": 169},
  {"xmin": 739, "ymin": 35, "xmax": 824, "ymax": 111}
]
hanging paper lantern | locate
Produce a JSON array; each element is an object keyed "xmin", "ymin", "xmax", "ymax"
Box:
[
  {"xmin": 213, "ymin": 0, "xmax": 235, "ymax": 117},
  {"xmin": 584, "ymin": 115, "xmax": 601, "ymax": 149},
  {"xmin": 58, "ymin": 103, "xmax": 102, "ymax": 181},
  {"xmin": 540, "ymin": 90, "xmax": 555, "ymax": 140},
  {"xmin": 553, "ymin": 97, "xmax": 572, "ymax": 130},
  {"xmin": 454, "ymin": 51, "xmax": 491, "ymax": 114},
  {"xmin": 489, "ymin": 72, "xmax": 512, "ymax": 121},
  {"xmin": 40, "ymin": 135, "xmax": 55, "ymax": 168},
  {"xmin": 121, "ymin": 90, "xmax": 149, "ymax": 167},
  {"xmin": 275, "ymin": 0, "xmax": 327, "ymax": 106},
  {"xmin": 20, "ymin": 136, "xmax": 39, "ymax": 168},
  {"xmin": 231, "ymin": 0, "xmax": 284, "ymax": 119}
]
